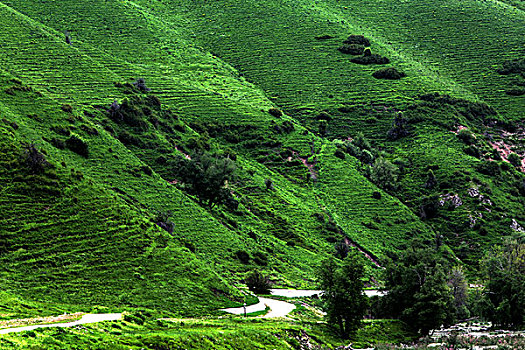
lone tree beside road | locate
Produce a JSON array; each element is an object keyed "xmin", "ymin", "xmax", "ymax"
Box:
[{"xmin": 318, "ymin": 252, "xmax": 368, "ymax": 339}]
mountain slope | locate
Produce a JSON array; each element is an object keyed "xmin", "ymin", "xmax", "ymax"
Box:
[{"xmin": 0, "ymin": 0, "xmax": 523, "ymax": 315}]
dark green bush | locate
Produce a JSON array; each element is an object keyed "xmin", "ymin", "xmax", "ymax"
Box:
[
  {"xmin": 235, "ymin": 250, "xmax": 250, "ymax": 264},
  {"xmin": 315, "ymin": 34, "xmax": 335, "ymax": 40},
  {"xmin": 343, "ymin": 35, "xmax": 371, "ymax": 46},
  {"xmin": 252, "ymin": 251, "xmax": 268, "ymax": 266},
  {"xmin": 338, "ymin": 44, "xmax": 365, "ymax": 55},
  {"xmin": 456, "ymin": 129, "xmax": 475, "ymax": 144},
  {"xmin": 66, "ymin": 135, "xmax": 89, "ymax": 157},
  {"xmin": 268, "ymin": 107, "xmax": 283, "ymax": 118},
  {"xmin": 61, "ymin": 104, "xmax": 73, "ymax": 113},
  {"xmin": 505, "ymin": 88, "xmax": 525, "ymax": 96},
  {"xmin": 23, "ymin": 143, "xmax": 50, "ymax": 174},
  {"xmin": 387, "ymin": 112, "xmax": 409, "ymax": 140},
  {"xmin": 372, "ymin": 67, "xmax": 406, "ymax": 80},
  {"xmin": 245, "ymin": 270, "xmax": 271, "ymax": 294},
  {"xmin": 132, "ymin": 78, "xmax": 151, "ymax": 92},
  {"xmin": 508, "ymin": 153, "xmax": 522, "ymax": 167},
  {"xmin": 497, "ymin": 58, "xmax": 525, "ymax": 75},
  {"xmin": 351, "ymin": 54, "xmax": 389, "ymax": 65},
  {"xmin": 476, "ymin": 161, "xmax": 501, "ymax": 176}
]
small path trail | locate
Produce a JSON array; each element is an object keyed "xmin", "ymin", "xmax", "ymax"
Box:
[
  {"xmin": 221, "ymin": 289, "xmax": 386, "ymax": 318},
  {"xmin": 0, "ymin": 313, "xmax": 122, "ymax": 335},
  {"xmin": 258, "ymin": 297, "xmax": 295, "ymax": 318}
]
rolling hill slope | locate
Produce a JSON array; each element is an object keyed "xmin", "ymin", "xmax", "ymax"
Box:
[{"xmin": 0, "ymin": 0, "xmax": 523, "ymax": 316}]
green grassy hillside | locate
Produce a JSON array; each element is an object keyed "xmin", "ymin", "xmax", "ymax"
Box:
[{"xmin": 0, "ymin": 0, "xmax": 523, "ymax": 319}]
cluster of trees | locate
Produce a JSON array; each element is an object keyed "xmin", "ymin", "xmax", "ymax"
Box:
[{"xmin": 317, "ymin": 236, "xmax": 524, "ymax": 340}]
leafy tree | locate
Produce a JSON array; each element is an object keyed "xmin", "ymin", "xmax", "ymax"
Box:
[
  {"xmin": 481, "ymin": 236, "xmax": 525, "ymax": 328},
  {"xmin": 176, "ymin": 152, "xmax": 237, "ymax": 208},
  {"xmin": 448, "ymin": 267, "xmax": 470, "ymax": 320},
  {"xmin": 318, "ymin": 253, "xmax": 368, "ymax": 339},
  {"xmin": 370, "ymin": 157, "xmax": 398, "ymax": 191},
  {"xmin": 383, "ymin": 241, "xmax": 456, "ymax": 335},
  {"xmin": 245, "ymin": 270, "xmax": 271, "ymax": 294},
  {"xmin": 387, "ymin": 112, "xmax": 409, "ymax": 140},
  {"xmin": 425, "ymin": 169, "xmax": 438, "ymax": 189}
]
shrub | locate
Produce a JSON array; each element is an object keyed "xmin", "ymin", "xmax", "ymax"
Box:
[
  {"xmin": 66, "ymin": 135, "xmax": 89, "ymax": 157},
  {"xmin": 387, "ymin": 112, "xmax": 409, "ymax": 140},
  {"xmin": 154, "ymin": 211, "xmax": 174, "ymax": 234},
  {"xmin": 50, "ymin": 137, "xmax": 66, "ymax": 150},
  {"xmin": 245, "ymin": 271, "xmax": 271, "ymax": 294},
  {"xmin": 64, "ymin": 30, "xmax": 72, "ymax": 45},
  {"xmin": 370, "ymin": 157, "xmax": 398, "ymax": 190},
  {"xmin": 61, "ymin": 104, "xmax": 73, "ymax": 113},
  {"xmin": 268, "ymin": 107, "xmax": 283, "ymax": 118},
  {"xmin": 420, "ymin": 196, "xmax": 440, "ymax": 219},
  {"xmin": 505, "ymin": 88, "xmax": 525, "ymax": 96},
  {"xmin": 508, "ymin": 153, "xmax": 522, "ymax": 168},
  {"xmin": 175, "ymin": 152, "xmax": 237, "ymax": 208},
  {"xmin": 463, "ymin": 145, "xmax": 480, "ymax": 158},
  {"xmin": 351, "ymin": 54, "xmax": 389, "ymax": 65},
  {"xmin": 456, "ymin": 129, "xmax": 475, "ymax": 144},
  {"xmin": 235, "ymin": 250, "xmax": 250, "ymax": 264},
  {"xmin": 343, "ymin": 35, "xmax": 371, "ymax": 46},
  {"xmin": 334, "ymin": 148, "xmax": 346, "ymax": 160},
  {"xmin": 334, "ymin": 241, "xmax": 349, "ymax": 260},
  {"xmin": 132, "ymin": 78, "xmax": 151, "ymax": 92},
  {"xmin": 424, "ymin": 169, "xmax": 438, "ymax": 189},
  {"xmin": 372, "ymin": 67, "xmax": 406, "ymax": 80},
  {"xmin": 338, "ymin": 44, "xmax": 364, "ymax": 55},
  {"xmin": 252, "ymin": 251, "xmax": 268, "ymax": 266},
  {"xmin": 315, "ymin": 34, "xmax": 335, "ymax": 40},
  {"xmin": 476, "ymin": 161, "xmax": 500, "ymax": 176},
  {"xmin": 497, "ymin": 58, "xmax": 525, "ymax": 75},
  {"xmin": 23, "ymin": 143, "xmax": 50, "ymax": 174},
  {"xmin": 316, "ymin": 111, "xmax": 332, "ymax": 121}
]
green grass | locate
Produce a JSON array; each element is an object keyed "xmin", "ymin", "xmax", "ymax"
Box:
[
  {"xmin": 0, "ymin": 0, "xmax": 523, "ymax": 329},
  {"xmin": 0, "ymin": 312, "xmax": 415, "ymax": 350}
]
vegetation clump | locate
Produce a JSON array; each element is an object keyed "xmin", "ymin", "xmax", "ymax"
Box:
[
  {"xmin": 318, "ymin": 253, "xmax": 368, "ymax": 339},
  {"xmin": 268, "ymin": 107, "xmax": 283, "ymax": 118},
  {"xmin": 65, "ymin": 135, "xmax": 89, "ymax": 157},
  {"xmin": 132, "ymin": 78, "xmax": 151, "ymax": 92},
  {"xmin": 342, "ymin": 35, "xmax": 371, "ymax": 47},
  {"xmin": 338, "ymin": 44, "xmax": 365, "ymax": 55},
  {"xmin": 351, "ymin": 54, "xmax": 390, "ymax": 65},
  {"xmin": 497, "ymin": 58, "xmax": 525, "ymax": 75},
  {"xmin": 387, "ymin": 112, "xmax": 409, "ymax": 140},
  {"xmin": 245, "ymin": 270, "xmax": 271, "ymax": 294},
  {"xmin": 382, "ymin": 240, "xmax": 458, "ymax": 336},
  {"xmin": 174, "ymin": 152, "xmax": 237, "ymax": 208},
  {"xmin": 22, "ymin": 143, "xmax": 50, "ymax": 174},
  {"xmin": 372, "ymin": 67, "xmax": 406, "ymax": 80},
  {"xmin": 480, "ymin": 237, "xmax": 525, "ymax": 329}
]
